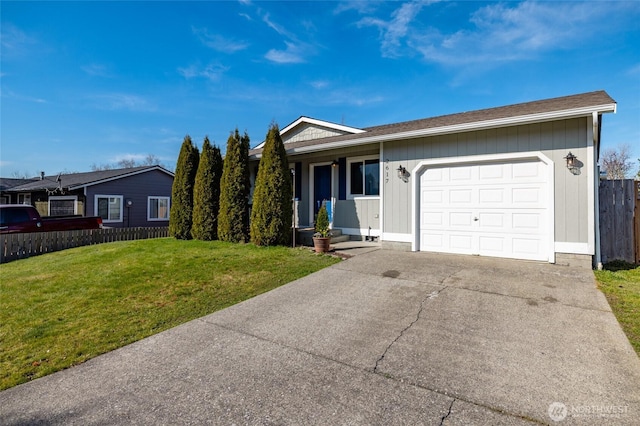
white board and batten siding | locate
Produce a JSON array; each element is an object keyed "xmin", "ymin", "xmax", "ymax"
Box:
[{"xmin": 419, "ymin": 159, "xmax": 551, "ymax": 261}]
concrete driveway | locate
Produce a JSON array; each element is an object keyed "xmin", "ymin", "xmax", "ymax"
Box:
[{"xmin": 2, "ymin": 250, "xmax": 639, "ymax": 425}]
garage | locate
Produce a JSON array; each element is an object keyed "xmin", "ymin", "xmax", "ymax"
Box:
[{"xmin": 418, "ymin": 158, "xmax": 551, "ymax": 261}]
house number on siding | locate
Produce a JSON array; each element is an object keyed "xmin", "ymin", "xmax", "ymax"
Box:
[{"xmin": 385, "ymin": 159, "xmax": 389, "ymax": 183}]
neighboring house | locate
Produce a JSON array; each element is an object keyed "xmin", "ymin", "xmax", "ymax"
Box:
[
  {"xmin": 0, "ymin": 178, "xmax": 39, "ymax": 204},
  {"xmin": 2, "ymin": 166, "xmax": 174, "ymax": 228},
  {"xmin": 249, "ymin": 90, "xmax": 617, "ymax": 265}
]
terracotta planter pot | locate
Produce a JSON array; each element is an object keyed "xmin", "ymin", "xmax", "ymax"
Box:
[{"xmin": 313, "ymin": 237, "xmax": 331, "ymax": 253}]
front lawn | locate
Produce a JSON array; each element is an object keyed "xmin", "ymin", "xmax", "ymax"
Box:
[
  {"xmin": 0, "ymin": 239, "xmax": 340, "ymax": 390},
  {"xmin": 594, "ymin": 262, "xmax": 640, "ymax": 356}
]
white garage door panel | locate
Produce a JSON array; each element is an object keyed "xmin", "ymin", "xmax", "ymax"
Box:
[
  {"xmin": 479, "ymin": 236, "xmax": 504, "ymax": 252},
  {"xmin": 420, "ymin": 160, "xmax": 549, "ymax": 261}
]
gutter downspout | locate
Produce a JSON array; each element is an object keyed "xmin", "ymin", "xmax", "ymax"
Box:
[{"xmin": 593, "ymin": 112, "xmax": 603, "ymax": 270}]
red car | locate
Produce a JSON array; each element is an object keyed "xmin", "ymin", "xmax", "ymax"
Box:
[{"xmin": 0, "ymin": 204, "xmax": 103, "ymax": 234}]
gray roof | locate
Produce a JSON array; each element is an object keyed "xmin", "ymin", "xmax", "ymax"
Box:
[
  {"xmin": 0, "ymin": 178, "xmax": 38, "ymax": 192},
  {"xmin": 3, "ymin": 166, "xmax": 174, "ymax": 192},
  {"xmin": 249, "ymin": 90, "xmax": 616, "ymax": 157}
]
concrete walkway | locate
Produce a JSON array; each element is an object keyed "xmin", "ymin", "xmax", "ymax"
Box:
[
  {"xmin": 2, "ymin": 250, "xmax": 639, "ymax": 425},
  {"xmin": 330, "ymin": 239, "xmax": 381, "ymax": 257}
]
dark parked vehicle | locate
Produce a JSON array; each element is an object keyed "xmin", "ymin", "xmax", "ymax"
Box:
[{"xmin": 0, "ymin": 205, "xmax": 103, "ymax": 234}]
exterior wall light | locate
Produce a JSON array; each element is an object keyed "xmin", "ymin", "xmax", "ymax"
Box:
[
  {"xmin": 397, "ymin": 165, "xmax": 409, "ymax": 182},
  {"xmin": 331, "ymin": 160, "xmax": 339, "ymax": 168},
  {"xmin": 564, "ymin": 152, "xmax": 580, "ymax": 175}
]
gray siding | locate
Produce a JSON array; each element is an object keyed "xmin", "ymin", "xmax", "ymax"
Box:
[
  {"xmin": 334, "ymin": 198, "xmax": 380, "ymax": 232},
  {"xmin": 85, "ymin": 170, "xmax": 173, "ymax": 228},
  {"xmin": 283, "ymin": 124, "xmax": 350, "ymax": 144},
  {"xmin": 382, "ymin": 117, "xmax": 590, "ymax": 244}
]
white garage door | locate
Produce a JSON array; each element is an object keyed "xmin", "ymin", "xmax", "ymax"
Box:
[{"xmin": 419, "ymin": 160, "xmax": 550, "ymax": 261}]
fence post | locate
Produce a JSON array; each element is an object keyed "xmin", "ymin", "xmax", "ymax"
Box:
[{"xmin": 636, "ymin": 182, "xmax": 640, "ymax": 264}]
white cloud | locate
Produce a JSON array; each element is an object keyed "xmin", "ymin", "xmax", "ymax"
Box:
[
  {"xmin": 0, "ymin": 23, "xmax": 36, "ymax": 52},
  {"xmin": 191, "ymin": 26, "xmax": 249, "ymax": 53},
  {"xmin": 357, "ymin": 1, "xmax": 633, "ymax": 66},
  {"xmin": 310, "ymin": 80, "xmax": 330, "ymax": 89},
  {"xmin": 265, "ymin": 42, "xmax": 306, "ymax": 64},
  {"xmin": 2, "ymin": 88, "xmax": 47, "ymax": 104},
  {"xmin": 357, "ymin": 1, "xmax": 433, "ymax": 58},
  {"xmin": 334, "ymin": 1, "xmax": 379, "ymax": 15},
  {"xmin": 627, "ymin": 64, "xmax": 640, "ymax": 76},
  {"xmin": 255, "ymin": 8, "xmax": 316, "ymax": 64},
  {"xmin": 178, "ymin": 63, "xmax": 229, "ymax": 81},
  {"xmin": 325, "ymin": 91, "xmax": 384, "ymax": 107},
  {"xmin": 92, "ymin": 93, "xmax": 156, "ymax": 112},
  {"xmin": 81, "ymin": 63, "xmax": 112, "ymax": 77},
  {"xmin": 303, "ymin": 84, "xmax": 385, "ymax": 107},
  {"xmin": 262, "ymin": 12, "xmax": 296, "ymax": 39}
]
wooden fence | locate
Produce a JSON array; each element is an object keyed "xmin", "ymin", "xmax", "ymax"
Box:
[
  {"xmin": 0, "ymin": 227, "xmax": 169, "ymax": 264},
  {"xmin": 599, "ymin": 179, "xmax": 639, "ymax": 264}
]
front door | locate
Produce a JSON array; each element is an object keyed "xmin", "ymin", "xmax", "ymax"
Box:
[{"xmin": 313, "ymin": 165, "xmax": 332, "ymax": 214}]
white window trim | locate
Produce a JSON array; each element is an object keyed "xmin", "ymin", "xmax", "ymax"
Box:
[
  {"xmin": 346, "ymin": 155, "xmax": 381, "ymax": 200},
  {"xmin": 48, "ymin": 195, "xmax": 78, "ymax": 216},
  {"xmin": 147, "ymin": 196, "xmax": 170, "ymax": 221},
  {"xmin": 94, "ymin": 194, "xmax": 124, "ymax": 223}
]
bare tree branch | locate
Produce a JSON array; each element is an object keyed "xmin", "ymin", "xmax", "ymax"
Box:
[
  {"xmin": 601, "ymin": 144, "xmax": 632, "ymax": 179},
  {"xmin": 90, "ymin": 155, "xmax": 167, "ymax": 171}
]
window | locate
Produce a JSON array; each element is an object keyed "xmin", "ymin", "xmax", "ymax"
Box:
[
  {"xmin": 148, "ymin": 196, "xmax": 170, "ymax": 221},
  {"xmin": 348, "ymin": 157, "xmax": 379, "ymax": 198},
  {"xmin": 18, "ymin": 193, "xmax": 31, "ymax": 205},
  {"xmin": 0, "ymin": 208, "xmax": 31, "ymax": 226},
  {"xmin": 49, "ymin": 196, "xmax": 78, "ymax": 216},
  {"xmin": 95, "ymin": 195, "xmax": 123, "ymax": 222}
]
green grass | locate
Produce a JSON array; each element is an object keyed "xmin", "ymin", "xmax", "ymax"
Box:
[
  {"xmin": 594, "ymin": 262, "xmax": 640, "ymax": 356},
  {"xmin": 0, "ymin": 238, "xmax": 340, "ymax": 390}
]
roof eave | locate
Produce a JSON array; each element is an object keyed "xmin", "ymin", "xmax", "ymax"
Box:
[
  {"xmin": 280, "ymin": 116, "xmax": 365, "ymax": 135},
  {"xmin": 68, "ymin": 166, "xmax": 174, "ymax": 191},
  {"xmin": 280, "ymin": 103, "xmax": 617, "ymax": 157}
]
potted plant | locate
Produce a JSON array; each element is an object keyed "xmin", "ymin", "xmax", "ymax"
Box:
[{"xmin": 313, "ymin": 203, "xmax": 331, "ymax": 253}]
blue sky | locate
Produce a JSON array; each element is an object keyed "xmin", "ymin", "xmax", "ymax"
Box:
[{"xmin": 1, "ymin": 0, "xmax": 639, "ymax": 176}]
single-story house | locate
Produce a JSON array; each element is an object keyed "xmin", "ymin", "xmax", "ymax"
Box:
[
  {"xmin": 2, "ymin": 166, "xmax": 174, "ymax": 228},
  {"xmin": 0, "ymin": 178, "xmax": 39, "ymax": 204},
  {"xmin": 249, "ymin": 90, "xmax": 617, "ymax": 266}
]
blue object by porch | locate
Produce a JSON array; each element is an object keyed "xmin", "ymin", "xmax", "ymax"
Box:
[{"xmin": 338, "ymin": 157, "xmax": 346, "ymax": 200}]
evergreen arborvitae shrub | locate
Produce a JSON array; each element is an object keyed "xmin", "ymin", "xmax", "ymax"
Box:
[
  {"xmin": 250, "ymin": 123, "xmax": 292, "ymax": 246},
  {"xmin": 192, "ymin": 136, "xmax": 223, "ymax": 240},
  {"xmin": 169, "ymin": 135, "xmax": 199, "ymax": 239},
  {"xmin": 314, "ymin": 203, "xmax": 330, "ymax": 237},
  {"xmin": 218, "ymin": 129, "xmax": 250, "ymax": 243}
]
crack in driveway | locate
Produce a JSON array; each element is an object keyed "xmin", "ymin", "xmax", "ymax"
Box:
[
  {"xmin": 373, "ymin": 272, "xmax": 457, "ymax": 373},
  {"xmin": 440, "ymin": 398, "xmax": 455, "ymax": 425}
]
